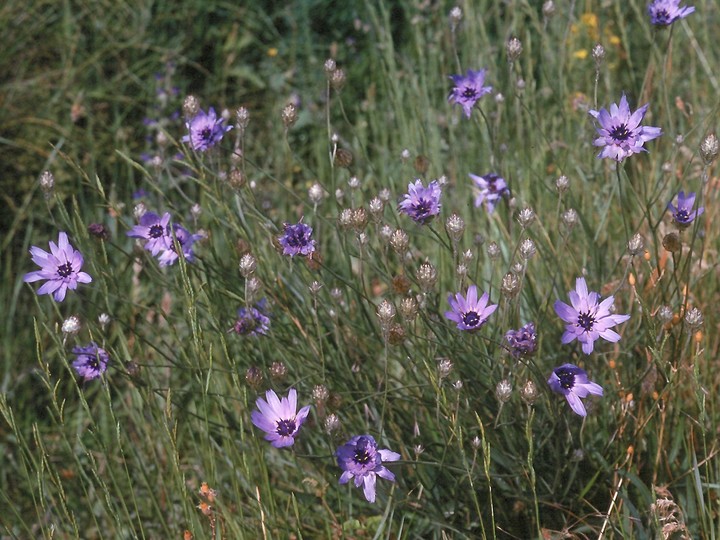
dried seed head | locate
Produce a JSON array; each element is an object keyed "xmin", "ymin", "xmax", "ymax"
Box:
[
  {"xmin": 334, "ymin": 148, "xmax": 353, "ymax": 168},
  {"xmin": 347, "ymin": 176, "xmax": 360, "ymax": 190},
  {"xmin": 470, "ymin": 436, "xmax": 482, "ymax": 449},
  {"xmin": 246, "ymin": 276, "xmax": 262, "ymax": 302},
  {"xmin": 335, "ymin": 188, "xmax": 344, "ymax": 202},
  {"xmin": 592, "ymin": 44, "xmax": 606, "ymax": 66},
  {"xmin": 517, "ymin": 207, "xmax": 535, "ymax": 228},
  {"xmin": 245, "ymin": 366, "xmax": 263, "ymax": 388},
  {"xmin": 235, "ymin": 107, "xmax": 250, "ymax": 131},
  {"xmin": 134, "ymin": 202, "xmax": 147, "ymax": 220},
  {"xmin": 392, "ymin": 274, "xmax": 411, "ymax": 295},
  {"xmin": 330, "ymin": 287, "xmax": 343, "ymax": 300},
  {"xmin": 416, "ymin": 262, "xmax": 438, "ymax": 291},
  {"xmin": 414, "ymin": 155, "xmax": 430, "ymax": 175},
  {"xmin": 446, "ymin": 213, "xmax": 465, "ymax": 242},
  {"xmin": 449, "ymin": 6, "xmax": 462, "ymax": 30},
  {"xmin": 238, "ymin": 253, "xmax": 256, "ymax": 277},
  {"xmin": 379, "ymin": 224, "xmax": 393, "ymax": 242},
  {"xmin": 495, "ymin": 92, "xmax": 505, "ymax": 104},
  {"xmin": 496, "ymin": 379, "xmax": 512, "ymax": 403},
  {"xmin": 520, "ymin": 380, "xmax": 538, "ymax": 405},
  {"xmin": 462, "ymin": 249, "xmax": 473, "ymax": 263},
  {"xmin": 309, "ymin": 281, "xmax": 323, "ymax": 296},
  {"xmin": 390, "ymin": 229, "xmax": 409, "ymax": 253},
  {"xmin": 627, "ymin": 233, "xmax": 644, "ymax": 256},
  {"xmin": 542, "ymin": 0, "xmax": 555, "ymax": 18},
  {"xmin": 308, "ymin": 183, "xmax": 325, "ymax": 204},
  {"xmin": 338, "ymin": 208, "xmax": 354, "ymax": 229},
  {"xmin": 388, "ymin": 323, "xmax": 406, "ymax": 345},
  {"xmin": 556, "ymin": 175, "xmax": 570, "ymax": 193},
  {"xmin": 183, "ymin": 95, "xmax": 200, "ymax": 118},
  {"xmin": 368, "ymin": 197, "xmax": 384, "ymax": 221},
  {"xmin": 399, "ymin": 296, "xmax": 419, "ymax": 321},
  {"xmin": 98, "ymin": 313, "xmax": 111, "ymax": 330},
  {"xmin": 62, "ymin": 315, "xmax": 81, "ymax": 336},
  {"xmin": 312, "ymin": 384, "xmax": 330, "ymax": 402},
  {"xmin": 269, "ymin": 364, "xmax": 287, "ymax": 381},
  {"xmin": 352, "ymin": 207, "xmax": 368, "ymax": 231},
  {"xmin": 229, "ymin": 168, "xmax": 245, "ymax": 189},
  {"xmin": 437, "ymin": 358, "xmax": 454, "ymax": 378},
  {"xmin": 501, "ymin": 272, "xmax": 521, "ymax": 298},
  {"xmin": 662, "ymin": 232, "xmax": 682, "ymax": 253},
  {"xmin": 281, "ymin": 103, "xmax": 298, "ymax": 128},
  {"xmin": 452, "ymin": 380, "xmax": 464, "ymax": 391},
  {"xmin": 324, "ymin": 58, "xmax": 337, "ymax": 75},
  {"xmin": 376, "ymin": 299, "xmax": 396, "ymax": 329},
  {"xmin": 657, "ymin": 305, "xmax": 674, "ymax": 323},
  {"xmin": 456, "ymin": 264, "xmax": 468, "ymax": 279},
  {"xmin": 324, "ymin": 413, "xmax": 340, "ymax": 433},
  {"xmin": 561, "ymin": 209, "xmax": 579, "ymax": 231},
  {"xmin": 700, "ymin": 133, "xmax": 719, "ymax": 165},
  {"xmin": 330, "ymin": 68, "xmax": 346, "ymax": 90},
  {"xmin": 190, "ymin": 203, "xmax": 202, "ymax": 220},
  {"xmin": 39, "ymin": 171, "xmax": 55, "ymax": 197},
  {"xmin": 486, "ymin": 241, "xmax": 501, "ymax": 260},
  {"xmin": 378, "ymin": 188, "xmax": 391, "ymax": 203},
  {"xmin": 684, "ymin": 307, "xmax": 703, "ymax": 329},
  {"xmin": 506, "ymin": 37, "xmax": 523, "ymax": 62},
  {"xmin": 519, "ymin": 238, "xmax": 536, "ymax": 260},
  {"xmin": 88, "ymin": 223, "xmax": 110, "ymax": 241}
]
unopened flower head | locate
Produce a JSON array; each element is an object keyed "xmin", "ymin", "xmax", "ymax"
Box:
[
  {"xmin": 627, "ymin": 233, "xmax": 645, "ymax": 256},
  {"xmin": 445, "ymin": 285, "xmax": 498, "ymax": 332},
  {"xmin": 251, "ymin": 388, "xmax": 311, "ymax": 448},
  {"xmin": 519, "ymin": 238, "xmax": 536, "ymax": 260},
  {"xmin": 324, "ymin": 413, "xmax": 340, "ymax": 433},
  {"xmin": 390, "ymin": 229, "xmax": 409, "ymax": 253},
  {"xmin": 39, "ymin": 170, "xmax": 55, "ymax": 197},
  {"xmin": 335, "ymin": 435, "xmax": 401, "ymax": 503},
  {"xmin": 592, "ymin": 44, "xmax": 606, "ymax": 66},
  {"xmin": 281, "ymin": 103, "xmax": 298, "ymax": 128},
  {"xmin": 554, "ymin": 277, "xmax": 630, "ymax": 354},
  {"xmin": 561, "ymin": 209, "xmax": 579, "ymax": 231},
  {"xmin": 449, "ymin": 6, "xmax": 462, "ymax": 30},
  {"xmin": 71, "ymin": 342, "xmax": 109, "ymax": 381},
  {"xmin": 437, "ymin": 358, "xmax": 454, "ymax": 378},
  {"xmin": 486, "ymin": 241, "xmax": 501, "ymax": 260},
  {"xmin": 376, "ymin": 299, "xmax": 396, "ymax": 327},
  {"xmin": 470, "ymin": 173, "xmax": 509, "ymax": 213},
  {"xmin": 684, "ymin": 307, "xmax": 703, "ymax": 329},
  {"xmin": 506, "ymin": 37, "xmax": 523, "ymax": 62},
  {"xmin": 496, "ymin": 379, "xmax": 512, "ymax": 403},
  {"xmin": 668, "ymin": 191, "xmax": 703, "ymax": 228},
  {"xmin": 182, "ymin": 107, "xmax": 232, "ymax": 152},
  {"xmin": 448, "ymin": 69, "xmax": 492, "ymax": 118},
  {"xmin": 369, "ymin": 197, "xmax": 384, "ymax": 221},
  {"xmin": 338, "ymin": 208, "xmax": 354, "ymax": 229},
  {"xmin": 23, "ymin": 232, "xmax": 93, "ymax": 302},
  {"xmin": 183, "ymin": 95, "xmax": 200, "ymax": 118},
  {"xmin": 547, "ymin": 364, "xmax": 603, "ymax": 417},
  {"xmin": 517, "ymin": 207, "xmax": 535, "ymax": 228},
  {"xmin": 556, "ymin": 175, "xmax": 570, "ymax": 193},
  {"xmin": 446, "ymin": 213, "xmax": 465, "ymax": 241},
  {"xmin": 648, "ymin": 0, "xmax": 695, "ymax": 26},
  {"xmin": 520, "ymin": 380, "xmax": 539, "ymax": 405},
  {"xmin": 589, "ymin": 94, "xmax": 662, "ymax": 161},
  {"xmin": 399, "ymin": 179, "xmax": 442, "ymax": 224},
  {"xmin": 312, "ymin": 384, "xmax": 330, "ymax": 402},
  {"xmin": 505, "ymin": 322, "xmax": 537, "ymax": 357},
  {"xmin": 238, "ymin": 253, "xmax": 256, "ymax": 277},
  {"xmin": 269, "ymin": 361, "xmax": 287, "ymax": 380},
  {"xmin": 62, "ymin": 315, "xmax": 81, "ymax": 336},
  {"xmin": 501, "ymin": 272, "xmax": 520, "ymax": 298},
  {"xmin": 279, "ymin": 222, "xmax": 316, "ymax": 257},
  {"xmin": 542, "ymin": 0, "xmax": 556, "ymax": 18},
  {"xmin": 399, "ymin": 296, "xmax": 419, "ymax": 321},
  {"xmin": 308, "ymin": 183, "xmax": 325, "ymax": 204},
  {"xmin": 324, "ymin": 58, "xmax": 337, "ymax": 75},
  {"xmin": 98, "ymin": 313, "xmax": 111, "ymax": 330},
  {"xmin": 700, "ymin": 133, "xmax": 719, "ymax": 165},
  {"xmin": 235, "ymin": 106, "xmax": 250, "ymax": 131},
  {"xmin": 416, "ymin": 262, "xmax": 438, "ymax": 291}
]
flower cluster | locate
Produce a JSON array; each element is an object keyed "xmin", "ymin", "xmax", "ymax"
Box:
[{"xmin": 127, "ymin": 211, "xmax": 200, "ymax": 267}]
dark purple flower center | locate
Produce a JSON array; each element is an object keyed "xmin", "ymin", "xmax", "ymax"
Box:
[
  {"xmin": 354, "ymin": 448, "xmax": 372, "ymax": 465},
  {"xmin": 463, "ymin": 311, "xmax": 480, "ymax": 327},
  {"xmin": 57, "ymin": 262, "xmax": 73, "ymax": 278},
  {"xmin": 414, "ymin": 199, "xmax": 432, "ymax": 216},
  {"xmin": 577, "ymin": 311, "xmax": 596, "ymax": 331},
  {"xmin": 674, "ymin": 209, "xmax": 690, "ymax": 223},
  {"xmin": 149, "ymin": 224, "xmax": 165, "ymax": 238},
  {"xmin": 200, "ymin": 127, "xmax": 213, "ymax": 141},
  {"xmin": 462, "ymin": 86, "xmax": 478, "ymax": 100},
  {"xmin": 286, "ymin": 229, "xmax": 308, "ymax": 247},
  {"xmin": 556, "ymin": 368, "xmax": 576, "ymax": 390},
  {"xmin": 610, "ymin": 123, "xmax": 631, "ymax": 142},
  {"xmin": 654, "ymin": 10, "xmax": 671, "ymax": 24},
  {"xmin": 275, "ymin": 418, "xmax": 296, "ymax": 437}
]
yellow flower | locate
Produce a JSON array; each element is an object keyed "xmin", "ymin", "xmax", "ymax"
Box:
[
  {"xmin": 267, "ymin": 47, "xmax": 278, "ymax": 57},
  {"xmin": 573, "ymin": 49, "xmax": 589, "ymax": 60}
]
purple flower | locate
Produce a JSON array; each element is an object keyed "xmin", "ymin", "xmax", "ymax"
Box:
[
  {"xmin": 554, "ymin": 277, "xmax": 630, "ymax": 355},
  {"xmin": 398, "ymin": 179, "xmax": 442, "ymax": 224},
  {"xmin": 448, "ymin": 69, "xmax": 493, "ymax": 118},
  {"xmin": 648, "ymin": 0, "xmax": 695, "ymax": 25},
  {"xmin": 233, "ymin": 300, "xmax": 270, "ymax": 336},
  {"xmin": 547, "ymin": 364, "xmax": 603, "ymax": 417},
  {"xmin": 182, "ymin": 107, "xmax": 232, "ymax": 152},
  {"xmin": 445, "ymin": 285, "xmax": 498, "ymax": 332},
  {"xmin": 23, "ymin": 232, "xmax": 92, "ymax": 302},
  {"xmin": 668, "ymin": 191, "xmax": 703, "ymax": 227},
  {"xmin": 71, "ymin": 342, "xmax": 109, "ymax": 381},
  {"xmin": 505, "ymin": 322, "xmax": 537, "ymax": 357},
  {"xmin": 589, "ymin": 94, "xmax": 662, "ymax": 161},
  {"xmin": 279, "ymin": 222, "xmax": 316, "ymax": 257},
  {"xmin": 127, "ymin": 212, "xmax": 172, "ymax": 256},
  {"xmin": 470, "ymin": 173, "xmax": 509, "ymax": 213},
  {"xmin": 156, "ymin": 224, "xmax": 200, "ymax": 267},
  {"xmin": 251, "ymin": 389, "xmax": 311, "ymax": 448},
  {"xmin": 336, "ymin": 435, "xmax": 401, "ymax": 503}
]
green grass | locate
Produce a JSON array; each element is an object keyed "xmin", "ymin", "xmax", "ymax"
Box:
[{"xmin": 2, "ymin": 0, "xmax": 720, "ymax": 538}]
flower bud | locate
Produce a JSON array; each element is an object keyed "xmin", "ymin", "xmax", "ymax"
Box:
[
  {"xmin": 399, "ymin": 296, "xmax": 419, "ymax": 321},
  {"xmin": 517, "ymin": 207, "xmax": 535, "ymax": 228},
  {"xmin": 368, "ymin": 197, "xmax": 384, "ymax": 221},
  {"xmin": 684, "ymin": 307, "xmax": 703, "ymax": 329},
  {"xmin": 313, "ymin": 384, "xmax": 330, "ymax": 402},
  {"xmin": 324, "ymin": 413, "xmax": 340, "ymax": 434},
  {"xmin": 437, "ymin": 358, "xmax": 454, "ymax": 379},
  {"xmin": 561, "ymin": 209, "xmax": 578, "ymax": 231},
  {"xmin": 592, "ymin": 44, "xmax": 606, "ymax": 67},
  {"xmin": 520, "ymin": 380, "xmax": 538, "ymax": 405},
  {"xmin": 62, "ymin": 315, "xmax": 81, "ymax": 336},
  {"xmin": 501, "ymin": 272, "xmax": 521, "ymax": 298},
  {"xmin": 487, "ymin": 241, "xmax": 501, "ymax": 260},
  {"xmin": 235, "ymin": 107, "xmax": 250, "ymax": 131},
  {"xmin": 449, "ymin": 6, "xmax": 462, "ymax": 30},
  {"xmin": 556, "ymin": 175, "xmax": 569, "ymax": 193},
  {"xmin": 98, "ymin": 313, "xmax": 111, "ymax": 330},
  {"xmin": 324, "ymin": 58, "xmax": 336, "ymax": 76},
  {"xmin": 542, "ymin": 0, "xmax": 555, "ymax": 18},
  {"xmin": 270, "ymin": 361, "xmax": 287, "ymax": 380}
]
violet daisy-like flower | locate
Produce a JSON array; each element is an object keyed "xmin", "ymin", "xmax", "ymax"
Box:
[
  {"xmin": 251, "ymin": 388, "xmax": 311, "ymax": 448},
  {"xmin": 589, "ymin": 94, "xmax": 662, "ymax": 161},
  {"xmin": 648, "ymin": 0, "xmax": 695, "ymax": 26},
  {"xmin": 336, "ymin": 435, "xmax": 401, "ymax": 503},
  {"xmin": 71, "ymin": 342, "xmax": 109, "ymax": 381},
  {"xmin": 668, "ymin": 191, "xmax": 703, "ymax": 228},
  {"xmin": 448, "ymin": 69, "xmax": 493, "ymax": 118},
  {"xmin": 127, "ymin": 211, "xmax": 172, "ymax": 255},
  {"xmin": 547, "ymin": 363, "xmax": 603, "ymax": 417},
  {"xmin": 182, "ymin": 107, "xmax": 232, "ymax": 152},
  {"xmin": 505, "ymin": 322, "xmax": 537, "ymax": 357},
  {"xmin": 554, "ymin": 277, "xmax": 630, "ymax": 355},
  {"xmin": 156, "ymin": 224, "xmax": 201, "ymax": 267},
  {"xmin": 23, "ymin": 232, "xmax": 92, "ymax": 302},
  {"xmin": 279, "ymin": 222, "xmax": 316, "ymax": 257},
  {"xmin": 233, "ymin": 300, "xmax": 270, "ymax": 336},
  {"xmin": 445, "ymin": 285, "xmax": 498, "ymax": 332},
  {"xmin": 470, "ymin": 173, "xmax": 509, "ymax": 213},
  {"xmin": 398, "ymin": 179, "xmax": 442, "ymax": 224}
]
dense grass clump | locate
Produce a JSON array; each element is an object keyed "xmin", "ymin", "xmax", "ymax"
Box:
[{"xmin": 2, "ymin": 0, "xmax": 719, "ymax": 538}]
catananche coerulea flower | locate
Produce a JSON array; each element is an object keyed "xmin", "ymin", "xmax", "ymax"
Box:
[
  {"xmin": 182, "ymin": 107, "xmax": 232, "ymax": 151},
  {"xmin": 279, "ymin": 222, "xmax": 316, "ymax": 257},
  {"xmin": 648, "ymin": 0, "xmax": 695, "ymax": 26},
  {"xmin": 398, "ymin": 179, "xmax": 442, "ymax": 224},
  {"xmin": 251, "ymin": 388, "xmax": 311, "ymax": 448},
  {"xmin": 445, "ymin": 285, "xmax": 498, "ymax": 332},
  {"xmin": 336, "ymin": 434, "xmax": 401, "ymax": 503},
  {"xmin": 548, "ymin": 363, "xmax": 603, "ymax": 417},
  {"xmin": 71, "ymin": 342, "xmax": 110, "ymax": 381},
  {"xmin": 470, "ymin": 173, "xmax": 510, "ymax": 213},
  {"xmin": 668, "ymin": 191, "xmax": 703, "ymax": 228},
  {"xmin": 448, "ymin": 69, "xmax": 492, "ymax": 118}
]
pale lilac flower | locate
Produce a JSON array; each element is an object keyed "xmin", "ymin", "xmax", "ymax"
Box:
[
  {"xmin": 126, "ymin": 212, "xmax": 172, "ymax": 255},
  {"xmin": 554, "ymin": 277, "xmax": 630, "ymax": 354},
  {"xmin": 445, "ymin": 285, "xmax": 498, "ymax": 331},
  {"xmin": 336, "ymin": 435, "xmax": 401, "ymax": 503},
  {"xmin": 589, "ymin": 94, "xmax": 662, "ymax": 161},
  {"xmin": 547, "ymin": 363, "xmax": 603, "ymax": 417},
  {"xmin": 398, "ymin": 179, "xmax": 442, "ymax": 224},
  {"xmin": 251, "ymin": 388, "xmax": 311, "ymax": 448},
  {"xmin": 182, "ymin": 107, "xmax": 232, "ymax": 151},
  {"xmin": 668, "ymin": 191, "xmax": 703, "ymax": 227},
  {"xmin": 448, "ymin": 69, "xmax": 492, "ymax": 118},
  {"xmin": 71, "ymin": 342, "xmax": 109, "ymax": 381},
  {"xmin": 648, "ymin": 0, "xmax": 695, "ymax": 25},
  {"xmin": 279, "ymin": 222, "xmax": 316, "ymax": 257},
  {"xmin": 156, "ymin": 224, "xmax": 200, "ymax": 267},
  {"xmin": 233, "ymin": 300, "xmax": 270, "ymax": 336},
  {"xmin": 23, "ymin": 232, "xmax": 92, "ymax": 302},
  {"xmin": 470, "ymin": 173, "xmax": 509, "ymax": 213},
  {"xmin": 505, "ymin": 322, "xmax": 537, "ymax": 357}
]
